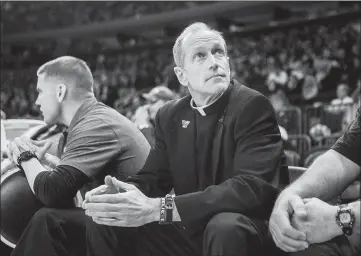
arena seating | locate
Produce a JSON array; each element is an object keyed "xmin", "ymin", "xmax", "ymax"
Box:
[
  {"xmin": 1, "ymin": 6, "xmax": 360, "ymax": 168},
  {"xmin": 1, "ymin": 1, "xmax": 211, "ymax": 34}
]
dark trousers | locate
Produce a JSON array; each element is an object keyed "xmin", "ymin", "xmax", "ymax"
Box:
[
  {"xmin": 291, "ymin": 235, "xmax": 359, "ymax": 256},
  {"xmin": 86, "ymin": 212, "xmax": 281, "ymax": 256},
  {"xmin": 11, "ymin": 207, "xmax": 86, "ymax": 256},
  {"xmin": 0, "ymin": 239, "xmax": 13, "ymax": 256}
]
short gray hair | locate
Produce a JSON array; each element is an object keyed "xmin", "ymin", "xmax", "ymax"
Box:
[
  {"xmin": 37, "ymin": 56, "xmax": 93, "ymax": 93},
  {"xmin": 172, "ymin": 22, "xmax": 227, "ymax": 67}
]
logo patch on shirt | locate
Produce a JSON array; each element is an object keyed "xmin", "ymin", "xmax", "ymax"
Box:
[{"xmin": 182, "ymin": 120, "xmax": 190, "ymax": 128}]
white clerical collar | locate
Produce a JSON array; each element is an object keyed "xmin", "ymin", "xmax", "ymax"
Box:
[{"xmin": 190, "ymin": 92, "xmax": 224, "ymax": 116}]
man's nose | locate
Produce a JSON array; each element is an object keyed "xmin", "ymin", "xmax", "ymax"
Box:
[{"xmin": 208, "ymin": 54, "xmax": 219, "ymax": 71}]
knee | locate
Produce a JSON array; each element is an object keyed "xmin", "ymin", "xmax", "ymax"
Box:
[
  {"xmin": 85, "ymin": 215, "xmax": 97, "ymax": 230},
  {"xmin": 29, "ymin": 208, "xmax": 65, "ymax": 239},
  {"xmin": 204, "ymin": 212, "xmax": 248, "ymax": 242},
  {"xmin": 31, "ymin": 208, "xmax": 59, "ymax": 224},
  {"xmin": 85, "ymin": 215, "xmax": 108, "ymax": 236}
]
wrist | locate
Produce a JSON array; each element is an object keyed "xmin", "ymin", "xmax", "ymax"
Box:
[
  {"xmin": 275, "ymin": 192, "xmax": 297, "ymax": 210},
  {"xmin": 148, "ymin": 198, "xmax": 162, "ymax": 223},
  {"xmin": 21, "ymin": 157, "xmax": 40, "ymax": 167},
  {"xmin": 330, "ymin": 205, "xmax": 344, "ymax": 237}
]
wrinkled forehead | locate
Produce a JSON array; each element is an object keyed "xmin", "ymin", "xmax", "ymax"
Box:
[{"xmin": 182, "ymin": 30, "xmax": 226, "ymax": 55}]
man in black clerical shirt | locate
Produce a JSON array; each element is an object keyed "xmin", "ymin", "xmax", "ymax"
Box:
[{"xmin": 83, "ymin": 22, "xmax": 286, "ymax": 256}]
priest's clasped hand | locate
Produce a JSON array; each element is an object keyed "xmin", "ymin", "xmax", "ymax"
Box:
[{"xmin": 83, "ymin": 176, "xmax": 160, "ymax": 227}]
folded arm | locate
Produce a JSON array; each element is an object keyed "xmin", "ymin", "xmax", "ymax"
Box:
[{"xmin": 20, "ymin": 159, "xmax": 90, "ymax": 208}]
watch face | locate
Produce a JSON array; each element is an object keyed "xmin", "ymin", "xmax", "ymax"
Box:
[{"xmin": 340, "ymin": 212, "xmax": 351, "ymax": 224}]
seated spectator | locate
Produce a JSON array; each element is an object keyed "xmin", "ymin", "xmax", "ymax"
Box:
[
  {"xmin": 301, "ymin": 59, "xmax": 319, "ymax": 104},
  {"xmin": 330, "ymin": 83, "xmax": 354, "ymax": 106},
  {"xmin": 309, "ymin": 117, "xmax": 331, "ymax": 145},
  {"xmin": 269, "ymin": 90, "xmax": 302, "ymax": 135},
  {"xmin": 266, "ymin": 58, "xmax": 288, "ymax": 93},
  {"xmin": 132, "ymin": 85, "xmax": 177, "ymax": 146},
  {"xmin": 269, "ymin": 89, "xmax": 292, "ymax": 113},
  {"xmin": 287, "ymin": 70, "xmax": 304, "ymax": 92},
  {"xmin": 327, "ymin": 83, "xmax": 354, "ymax": 130},
  {"xmin": 113, "ymin": 88, "xmax": 139, "ymax": 117}
]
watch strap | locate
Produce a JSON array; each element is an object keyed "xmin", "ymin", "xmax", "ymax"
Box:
[
  {"xmin": 17, "ymin": 151, "xmax": 38, "ymax": 169},
  {"xmin": 159, "ymin": 194, "xmax": 174, "ymax": 224}
]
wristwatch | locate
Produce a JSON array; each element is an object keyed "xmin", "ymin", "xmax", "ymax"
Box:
[
  {"xmin": 335, "ymin": 204, "xmax": 355, "ymax": 236},
  {"xmin": 17, "ymin": 151, "xmax": 38, "ymax": 169},
  {"xmin": 159, "ymin": 194, "xmax": 174, "ymax": 224}
]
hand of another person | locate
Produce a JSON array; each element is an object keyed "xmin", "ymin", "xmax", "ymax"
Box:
[
  {"xmin": 83, "ymin": 176, "xmax": 159, "ymax": 227},
  {"xmin": 291, "ymin": 198, "xmax": 342, "ymax": 245},
  {"xmin": 269, "ymin": 194, "xmax": 309, "ymax": 252}
]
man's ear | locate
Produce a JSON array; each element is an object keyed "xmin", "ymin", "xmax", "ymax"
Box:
[
  {"xmin": 174, "ymin": 67, "xmax": 188, "ymax": 87},
  {"xmin": 56, "ymin": 84, "xmax": 67, "ymax": 103}
]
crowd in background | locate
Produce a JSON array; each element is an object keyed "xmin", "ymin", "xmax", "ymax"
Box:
[
  {"xmin": 1, "ymin": 1, "xmax": 210, "ymax": 34},
  {"xmin": 1, "ymin": 3, "xmax": 360, "ymax": 164},
  {"xmin": 2, "ymin": 19, "xmax": 359, "ymax": 114}
]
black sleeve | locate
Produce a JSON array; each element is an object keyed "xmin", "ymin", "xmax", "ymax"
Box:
[
  {"xmin": 33, "ymin": 165, "xmax": 90, "ymax": 208},
  {"xmin": 331, "ymin": 107, "xmax": 361, "ymax": 167}
]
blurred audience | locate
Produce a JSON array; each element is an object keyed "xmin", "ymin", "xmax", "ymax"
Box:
[
  {"xmin": 266, "ymin": 58, "xmax": 288, "ymax": 93},
  {"xmin": 1, "ymin": 4, "xmax": 360, "ymax": 167},
  {"xmin": 1, "ymin": 1, "xmax": 209, "ymax": 34},
  {"xmin": 2, "ymin": 19, "xmax": 359, "ymax": 122},
  {"xmin": 308, "ymin": 114, "xmax": 333, "ymax": 146},
  {"xmin": 331, "ymin": 83, "xmax": 354, "ymax": 106},
  {"xmin": 132, "ymin": 86, "xmax": 178, "ymax": 146}
]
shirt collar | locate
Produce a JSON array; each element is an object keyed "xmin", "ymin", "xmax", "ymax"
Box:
[
  {"xmin": 190, "ymin": 92, "xmax": 224, "ymax": 116},
  {"xmin": 189, "ymin": 82, "xmax": 232, "ymax": 116},
  {"xmin": 68, "ymin": 97, "xmax": 98, "ymax": 131}
]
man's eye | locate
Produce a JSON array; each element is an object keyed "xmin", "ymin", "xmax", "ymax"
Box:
[
  {"xmin": 195, "ymin": 53, "xmax": 205, "ymax": 59},
  {"xmin": 215, "ymin": 49, "xmax": 224, "ymax": 55}
]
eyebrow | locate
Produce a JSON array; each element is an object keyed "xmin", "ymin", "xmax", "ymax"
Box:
[
  {"xmin": 213, "ymin": 43, "xmax": 223, "ymax": 48},
  {"xmin": 192, "ymin": 46, "xmax": 205, "ymax": 53},
  {"xmin": 192, "ymin": 42, "xmax": 224, "ymax": 52}
]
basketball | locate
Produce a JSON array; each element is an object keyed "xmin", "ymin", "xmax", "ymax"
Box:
[{"xmin": 1, "ymin": 169, "xmax": 44, "ymax": 248}]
